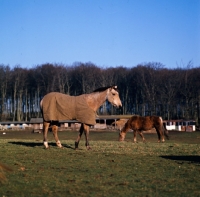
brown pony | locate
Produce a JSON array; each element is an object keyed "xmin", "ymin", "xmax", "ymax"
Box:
[
  {"xmin": 119, "ymin": 115, "xmax": 169, "ymax": 143},
  {"xmin": 40, "ymin": 86, "xmax": 122, "ymax": 150}
]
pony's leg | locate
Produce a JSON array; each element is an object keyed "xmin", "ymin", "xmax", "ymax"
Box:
[
  {"xmin": 155, "ymin": 127, "xmax": 163, "ymax": 142},
  {"xmin": 75, "ymin": 123, "xmax": 84, "ymax": 149},
  {"xmin": 43, "ymin": 121, "xmax": 50, "ymax": 148},
  {"xmin": 83, "ymin": 124, "xmax": 90, "ymax": 150},
  {"xmin": 160, "ymin": 131, "xmax": 165, "ymax": 142},
  {"xmin": 52, "ymin": 122, "xmax": 62, "ymax": 148},
  {"xmin": 133, "ymin": 130, "xmax": 137, "ymax": 143},
  {"xmin": 138, "ymin": 131, "xmax": 146, "ymax": 142}
]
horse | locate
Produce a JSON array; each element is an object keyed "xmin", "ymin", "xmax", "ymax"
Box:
[
  {"xmin": 119, "ymin": 115, "xmax": 169, "ymax": 143},
  {"xmin": 40, "ymin": 86, "xmax": 122, "ymax": 150}
]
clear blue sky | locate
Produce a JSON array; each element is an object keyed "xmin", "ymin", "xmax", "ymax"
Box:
[{"xmin": 0, "ymin": 0, "xmax": 200, "ymax": 69}]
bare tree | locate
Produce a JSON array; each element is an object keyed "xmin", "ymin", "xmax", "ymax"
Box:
[
  {"xmin": 35, "ymin": 64, "xmax": 59, "ymax": 94},
  {"xmin": 72, "ymin": 62, "xmax": 101, "ymax": 94},
  {"xmin": 55, "ymin": 64, "xmax": 73, "ymax": 94},
  {"xmin": 10, "ymin": 66, "xmax": 27, "ymax": 121},
  {"xmin": 0, "ymin": 65, "xmax": 10, "ymax": 120},
  {"xmin": 0, "ymin": 62, "xmax": 199, "ymax": 123},
  {"xmin": 158, "ymin": 68, "xmax": 180, "ymax": 119},
  {"xmin": 178, "ymin": 62, "xmax": 196, "ymax": 119},
  {"xmin": 136, "ymin": 63, "xmax": 165, "ymax": 115}
]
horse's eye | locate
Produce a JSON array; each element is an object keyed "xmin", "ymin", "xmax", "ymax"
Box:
[{"xmin": 112, "ymin": 93, "xmax": 116, "ymax": 96}]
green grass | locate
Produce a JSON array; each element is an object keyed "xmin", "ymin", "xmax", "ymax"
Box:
[{"xmin": 0, "ymin": 130, "xmax": 200, "ymax": 197}]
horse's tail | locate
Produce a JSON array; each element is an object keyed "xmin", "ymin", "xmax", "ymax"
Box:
[
  {"xmin": 159, "ymin": 117, "xmax": 169, "ymax": 140},
  {"xmin": 40, "ymin": 99, "xmax": 44, "ymax": 119}
]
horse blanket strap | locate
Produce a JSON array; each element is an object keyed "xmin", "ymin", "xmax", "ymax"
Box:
[{"xmin": 42, "ymin": 92, "xmax": 96, "ymax": 125}]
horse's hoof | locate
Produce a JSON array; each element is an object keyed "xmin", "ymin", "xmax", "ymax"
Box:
[
  {"xmin": 44, "ymin": 142, "xmax": 49, "ymax": 149},
  {"xmin": 74, "ymin": 146, "xmax": 79, "ymax": 150},
  {"xmin": 75, "ymin": 142, "xmax": 79, "ymax": 149}
]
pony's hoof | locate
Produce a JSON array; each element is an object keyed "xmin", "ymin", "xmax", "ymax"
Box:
[
  {"xmin": 58, "ymin": 146, "xmax": 63, "ymax": 148},
  {"xmin": 56, "ymin": 141, "xmax": 63, "ymax": 148},
  {"xmin": 86, "ymin": 146, "xmax": 91, "ymax": 150}
]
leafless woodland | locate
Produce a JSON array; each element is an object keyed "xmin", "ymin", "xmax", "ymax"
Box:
[{"xmin": 0, "ymin": 62, "xmax": 199, "ymax": 126}]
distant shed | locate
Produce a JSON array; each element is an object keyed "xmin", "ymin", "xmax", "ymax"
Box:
[
  {"xmin": 29, "ymin": 115, "xmax": 133, "ymax": 131},
  {"xmin": 164, "ymin": 120, "xmax": 196, "ymax": 132},
  {"xmin": 0, "ymin": 121, "xmax": 31, "ymax": 130}
]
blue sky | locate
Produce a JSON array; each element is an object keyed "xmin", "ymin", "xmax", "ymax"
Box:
[{"xmin": 0, "ymin": 0, "xmax": 200, "ymax": 69}]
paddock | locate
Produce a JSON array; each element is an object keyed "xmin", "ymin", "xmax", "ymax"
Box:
[{"xmin": 0, "ymin": 131, "xmax": 200, "ymax": 196}]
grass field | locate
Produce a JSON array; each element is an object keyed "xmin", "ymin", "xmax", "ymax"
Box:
[{"xmin": 0, "ymin": 129, "xmax": 200, "ymax": 197}]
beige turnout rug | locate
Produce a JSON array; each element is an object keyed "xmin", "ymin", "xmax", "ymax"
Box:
[{"xmin": 42, "ymin": 92, "xmax": 96, "ymax": 125}]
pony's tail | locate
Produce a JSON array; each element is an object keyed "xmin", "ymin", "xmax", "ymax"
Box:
[
  {"xmin": 163, "ymin": 122, "xmax": 169, "ymax": 140},
  {"xmin": 160, "ymin": 117, "xmax": 169, "ymax": 140}
]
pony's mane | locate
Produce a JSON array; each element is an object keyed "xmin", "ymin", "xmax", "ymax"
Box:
[{"xmin": 93, "ymin": 86, "xmax": 119, "ymax": 93}]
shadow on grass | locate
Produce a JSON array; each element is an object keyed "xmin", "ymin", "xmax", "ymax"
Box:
[
  {"xmin": 8, "ymin": 141, "xmax": 74, "ymax": 149},
  {"xmin": 160, "ymin": 155, "xmax": 200, "ymax": 164}
]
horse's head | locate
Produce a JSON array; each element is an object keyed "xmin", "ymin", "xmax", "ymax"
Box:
[{"xmin": 107, "ymin": 86, "xmax": 122, "ymax": 108}]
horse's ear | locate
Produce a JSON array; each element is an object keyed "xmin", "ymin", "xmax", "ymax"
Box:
[{"xmin": 109, "ymin": 86, "xmax": 117, "ymax": 91}]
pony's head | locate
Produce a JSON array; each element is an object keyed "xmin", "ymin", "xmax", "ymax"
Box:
[
  {"xmin": 119, "ymin": 130, "xmax": 126, "ymax": 141},
  {"xmin": 118, "ymin": 121, "xmax": 129, "ymax": 141},
  {"xmin": 107, "ymin": 86, "xmax": 122, "ymax": 108}
]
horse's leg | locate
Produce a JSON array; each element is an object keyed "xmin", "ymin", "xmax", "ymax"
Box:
[
  {"xmin": 43, "ymin": 121, "xmax": 50, "ymax": 148},
  {"xmin": 75, "ymin": 123, "xmax": 84, "ymax": 149},
  {"xmin": 52, "ymin": 121, "xmax": 62, "ymax": 148},
  {"xmin": 138, "ymin": 131, "xmax": 146, "ymax": 142},
  {"xmin": 83, "ymin": 124, "xmax": 90, "ymax": 150}
]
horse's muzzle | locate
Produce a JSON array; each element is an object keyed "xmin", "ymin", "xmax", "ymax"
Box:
[{"xmin": 116, "ymin": 103, "xmax": 122, "ymax": 108}]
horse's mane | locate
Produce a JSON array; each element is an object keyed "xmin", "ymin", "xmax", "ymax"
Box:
[{"xmin": 93, "ymin": 86, "xmax": 119, "ymax": 93}]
